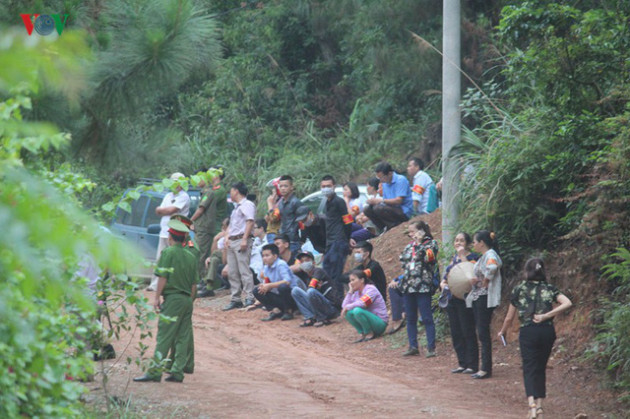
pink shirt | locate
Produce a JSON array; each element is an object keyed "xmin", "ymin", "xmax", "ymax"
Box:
[{"xmin": 228, "ymin": 198, "xmax": 256, "ymax": 236}]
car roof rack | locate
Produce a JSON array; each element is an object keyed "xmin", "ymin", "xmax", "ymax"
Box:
[
  {"xmin": 136, "ymin": 177, "xmax": 202, "ymax": 191},
  {"xmin": 137, "ymin": 178, "xmax": 162, "ymax": 186}
]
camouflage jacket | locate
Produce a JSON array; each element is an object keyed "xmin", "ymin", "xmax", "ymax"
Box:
[
  {"xmin": 510, "ymin": 280, "xmax": 560, "ymax": 327},
  {"xmin": 398, "ymin": 238, "xmax": 439, "ymax": 294}
]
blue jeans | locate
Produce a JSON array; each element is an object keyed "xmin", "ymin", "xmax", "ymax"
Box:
[
  {"xmin": 403, "ymin": 292, "xmax": 435, "ymax": 351},
  {"xmin": 291, "ymin": 287, "xmax": 339, "ymax": 321},
  {"xmin": 323, "ymin": 240, "xmax": 349, "ymax": 296},
  {"xmin": 389, "ymin": 286, "xmax": 405, "ymax": 321}
]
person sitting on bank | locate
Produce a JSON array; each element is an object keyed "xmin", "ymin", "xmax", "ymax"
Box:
[
  {"xmin": 273, "ymin": 233, "xmax": 300, "ymax": 272},
  {"xmin": 254, "ymin": 244, "xmax": 301, "ymax": 321},
  {"xmin": 200, "ymin": 218, "xmax": 230, "ymax": 296},
  {"xmin": 407, "ymin": 157, "xmax": 434, "ymax": 215},
  {"xmin": 341, "ymin": 270, "xmax": 388, "ymax": 343},
  {"xmin": 340, "ymin": 241, "xmax": 387, "ymax": 302},
  {"xmin": 134, "ymin": 219, "xmax": 198, "ymax": 383},
  {"xmin": 291, "ymin": 251, "xmax": 342, "ymax": 327},
  {"xmin": 250, "ymin": 218, "xmax": 269, "ymax": 281},
  {"xmin": 363, "ymin": 162, "xmax": 413, "ymax": 232}
]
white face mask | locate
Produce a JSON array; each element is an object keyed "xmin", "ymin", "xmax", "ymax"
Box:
[
  {"xmin": 300, "ymin": 261, "xmax": 314, "ymax": 272},
  {"xmin": 321, "ymin": 187, "xmax": 334, "ymax": 197},
  {"xmin": 353, "ymin": 252, "xmax": 364, "ymax": 263}
]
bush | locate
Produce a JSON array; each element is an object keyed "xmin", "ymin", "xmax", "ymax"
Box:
[{"xmin": 590, "ymin": 248, "xmax": 630, "ymax": 400}]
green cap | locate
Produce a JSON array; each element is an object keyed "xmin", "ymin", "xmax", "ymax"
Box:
[
  {"xmin": 167, "ymin": 219, "xmax": 190, "ymax": 237},
  {"xmin": 171, "ymin": 214, "xmax": 193, "ymax": 228}
]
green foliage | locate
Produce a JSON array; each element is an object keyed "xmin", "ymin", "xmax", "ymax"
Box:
[
  {"xmin": 0, "ymin": 32, "xmax": 145, "ymax": 417},
  {"xmin": 455, "ymin": 1, "xmax": 629, "ymax": 273},
  {"xmin": 590, "ymin": 248, "xmax": 630, "ymax": 399}
]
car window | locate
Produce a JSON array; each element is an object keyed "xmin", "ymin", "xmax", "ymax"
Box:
[
  {"xmin": 114, "ymin": 206, "xmax": 131, "ymax": 225},
  {"xmin": 130, "ymin": 195, "xmax": 149, "ymax": 227},
  {"xmin": 145, "ymin": 195, "xmax": 162, "ymax": 227}
]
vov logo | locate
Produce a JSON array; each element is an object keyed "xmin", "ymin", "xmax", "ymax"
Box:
[{"xmin": 21, "ymin": 14, "xmax": 69, "ymax": 36}]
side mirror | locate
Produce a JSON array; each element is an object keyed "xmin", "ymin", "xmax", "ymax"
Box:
[{"xmin": 147, "ymin": 224, "xmax": 161, "ymax": 235}]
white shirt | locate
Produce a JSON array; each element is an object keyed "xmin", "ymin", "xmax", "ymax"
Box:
[
  {"xmin": 348, "ymin": 197, "xmax": 364, "ymax": 215},
  {"xmin": 159, "ymin": 190, "xmax": 191, "ymax": 238},
  {"xmin": 412, "ymin": 171, "xmax": 433, "ymax": 214},
  {"xmin": 249, "ymin": 235, "xmax": 269, "ymax": 275}
]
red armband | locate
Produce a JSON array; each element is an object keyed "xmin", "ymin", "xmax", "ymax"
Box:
[
  {"xmin": 342, "ymin": 214, "xmax": 354, "ymax": 224},
  {"xmin": 426, "ymin": 249, "xmax": 435, "ymax": 263},
  {"xmin": 363, "ymin": 268, "xmax": 372, "ymax": 278},
  {"xmin": 412, "ymin": 184, "xmax": 425, "ymax": 195},
  {"xmin": 309, "ymin": 278, "xmax": 320, "ymax": 288},
  {"xmin": 360, "ymin": 294, "xmax": 373, "ymax": 306}
]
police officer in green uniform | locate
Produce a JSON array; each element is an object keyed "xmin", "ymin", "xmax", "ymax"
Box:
[
  {"xmin": 134, "ymin": 219, "xmax": 198, "ymax": 383},
  {"xmin": 191, "ymin": 167, "xmax": 227, "ymax": 279},
  {"xmin": 167, "ymin": 215, "xmax": 198, "ymax": 374}
]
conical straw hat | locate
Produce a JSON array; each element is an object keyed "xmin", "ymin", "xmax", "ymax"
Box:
[{"xmin": 447, "ymin": 261, "xmax": 475, "ymax": 299}]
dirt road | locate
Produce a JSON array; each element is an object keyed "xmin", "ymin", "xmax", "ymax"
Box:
[{"xmin": 87, "ymin": 289, "xmax": 620, "ymax": 418}]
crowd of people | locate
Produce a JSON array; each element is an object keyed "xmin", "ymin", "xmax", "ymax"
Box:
[{"xmin": 133, "ymin": 160, "xmax": 573, "ymax": 419}]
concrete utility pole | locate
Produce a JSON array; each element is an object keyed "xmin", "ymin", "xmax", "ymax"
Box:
[{"xmin": 441, "ymin": 0, "xmax": 461, "ymax": 245}]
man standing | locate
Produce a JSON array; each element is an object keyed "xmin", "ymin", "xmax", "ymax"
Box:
[
  {"xmin": 190, "ymin": 167, "xmax": 227, "ymax": 279},
  {"xmin": 134, "ymin": 219, "xmax": 198, "ymax": 383},
  {"xmin": 319, "ymin": 175, "xmax": 352, "ymax": 297},
  {"xmin": 223, "ymin": 182, "xmax": 256, "ymax": 311},
  {"xmin": 407, "ymin": 157, "xmax": 434, "ymax": 215},
  {"xmin": 268, "ymin": 175, "xmax": 305, "ymax": 258},
  {"xmin": 363, "ymin": 162, "xmax": 412, "ymax": 231},
  {"xmin": 148, "ymin": 172, "xmax": 191, "ymax": 291}
]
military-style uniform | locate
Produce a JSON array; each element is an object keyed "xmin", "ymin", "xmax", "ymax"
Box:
[
  {"xmin": 145, "ymin": 220, "xmax": 199, "ymax": 382},
  {"xmin": 168, "ymin": 215, "xmax": 199, "ymax": 374},
  {"xmin": 194, "ymin": 184, "xmax": 227, "ymax": 278}
]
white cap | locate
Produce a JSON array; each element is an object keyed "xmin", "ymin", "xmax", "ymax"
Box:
[{"xmin": 170, "ymin": 172, "xmax": 185, "ymax": 180}]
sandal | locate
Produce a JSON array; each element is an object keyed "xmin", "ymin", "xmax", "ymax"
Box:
[
  {"xmin": 527, "ymin": 403, "xmax": 537, "ymax": 419},
  {"xmin": 299, "ymin": 319, "xmax": 316, "ymax": 327},
  {"xmin": 314, "ymin": 319, "xmax": 332, "ymax": 327},
  {"xmin": 536, "ymin": 407, "xmax": 543, "ymax": 418}
]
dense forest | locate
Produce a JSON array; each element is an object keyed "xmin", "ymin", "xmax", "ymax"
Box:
[{"xmin": 1, "ymin": 0, "xmax": 629, "ymax": 415}]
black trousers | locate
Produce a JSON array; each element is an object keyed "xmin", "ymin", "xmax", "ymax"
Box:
[
  {"xmin": 519, "ymin": 324, "xmax": 556, "ymax": 399},
  {"xmin": 447, "ymin": 297, "xmax": 479, "ymax": 371},
  {"xmin": 363, "ymin": 203, "xmax": 408, "ymax": 230},
  {"xmin": 253, "ymin": 284, "xmax": 296, "ymax": 313},
  {"xmin": 472, "ymin": 295, "xmax": 495, "ymax": 373}
]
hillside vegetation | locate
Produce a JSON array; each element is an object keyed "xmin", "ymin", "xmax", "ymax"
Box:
[{"xmin": 1, "ymin": 0, "xmax": 629, "ymax": 415}]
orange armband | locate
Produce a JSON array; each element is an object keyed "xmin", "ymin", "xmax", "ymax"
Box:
[
  {"xmin": 412, "ymin": 184, "xmax": 425, "ymax": 195},
  {"xmin": 360, "ymin": 294, "xmax": 373, "ymax": 306}
]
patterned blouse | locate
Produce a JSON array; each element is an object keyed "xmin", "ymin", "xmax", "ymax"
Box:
[
  {"xmin": 399, "ymin": 237, "xmax": 439, "ymax": 294},
  {"xmin": 510, "ymin": 280, "xmax": 560, "ymax": 327}
]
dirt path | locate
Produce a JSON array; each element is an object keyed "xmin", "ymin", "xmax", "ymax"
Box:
[{"xmin": 86, "ymin": 289, "xmax": 621, "ymax": 419}]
